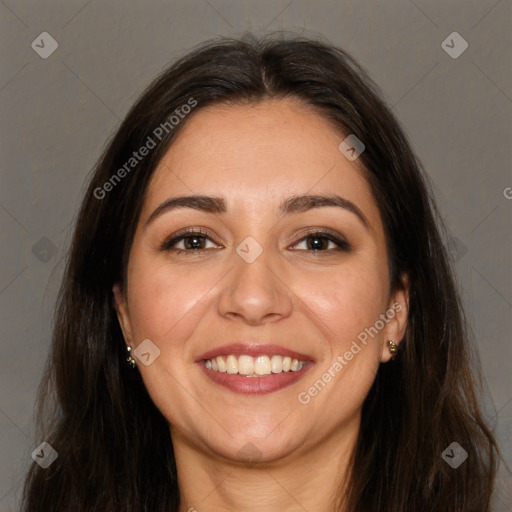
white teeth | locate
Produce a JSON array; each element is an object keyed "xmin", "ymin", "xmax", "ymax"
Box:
[
  {"xmin": 270, "ymin": 355, "xmax": 283, "ymax": 373},
  {"xmin": 216, "ymin": 356, "xmax": 226, "ymax": 372},
  {"xmin": 204, "ymin": 354, "xmax": 306, "ymax": 376},
  {"xmin": 254, "ymin": 355, "xmax": 271, "ymax": 375},
  {"xmin": 238, "ymin": 355, "xmax": 254, "ymax": 375},
  {"xmin": 226, "ymin": 355, "xmax": 238, "ymax": 374}
]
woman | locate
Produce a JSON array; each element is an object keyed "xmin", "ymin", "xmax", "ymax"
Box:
[{"xmin": 22, "ymin": 33, "xmax": 499, "ymax": 511}]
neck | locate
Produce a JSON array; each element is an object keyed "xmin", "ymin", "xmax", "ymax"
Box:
[{"xmin": 173, "ymin": 414, "xmax": 359, "ymax": 512}]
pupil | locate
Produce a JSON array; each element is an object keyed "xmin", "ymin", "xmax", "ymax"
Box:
[
  {"xmin": 309, "ymin": 237, "xmax": 325, "ymax": 250},
  {"xmin": 186, "ymin": 236, "xmax": 203, "ymax": 249}
]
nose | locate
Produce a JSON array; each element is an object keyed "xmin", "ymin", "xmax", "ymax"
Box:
[{"xmin": 217, "ymin": 245, "xmax": 293, "ymax": 326}]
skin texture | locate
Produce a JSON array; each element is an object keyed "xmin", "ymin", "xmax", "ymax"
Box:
[{"xmin": 113, "ymin": 98, "xmax": 409, "ymax": 512}]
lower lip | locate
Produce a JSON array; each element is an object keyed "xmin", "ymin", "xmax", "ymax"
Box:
[{"xmin": 198, "ymin": 362, "xmax": 314, "ymax": 394}]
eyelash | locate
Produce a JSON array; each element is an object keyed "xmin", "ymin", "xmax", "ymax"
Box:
[{"xmin": 160, "ymin": 227, "xmax": 351, "ymax": 255}]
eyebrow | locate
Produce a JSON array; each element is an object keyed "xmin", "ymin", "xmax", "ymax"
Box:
[{"xmin": 144, "ymin": 194, "xmax": 370, "ymax": 230}]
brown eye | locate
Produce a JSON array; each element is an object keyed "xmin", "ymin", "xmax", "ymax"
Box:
[
  {"xmin": 161, "ymin": 229, "xmax": 221, "ymax": 253},
  {"xmin": 291, "ymin": 231, "xmax": 350, "ymax": 252}
]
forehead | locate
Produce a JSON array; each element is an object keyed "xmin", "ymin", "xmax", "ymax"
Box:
[{"xmin": 144, "ymin": 98, "xmax": 379, "ymax": 224}]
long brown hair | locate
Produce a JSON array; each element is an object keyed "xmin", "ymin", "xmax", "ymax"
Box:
[{"xmin": 22, "ymin": 32, "xmax": 499, "ymax": 511}]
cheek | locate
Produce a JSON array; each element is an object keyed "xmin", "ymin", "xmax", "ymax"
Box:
[
  {"xmin": 125, "ymin": 258, "xmax": 222, "ymax": 349},
  {"xmin": 294, "ymin": 263, "xmax": 387, "ymax": 412},
  {"xmin": 295, "ymin": 258, "xmax": 388, "ymax": 348},
  {"xmin": 124, "ymin": 259, "xmax": 221, "ymax": 424}
]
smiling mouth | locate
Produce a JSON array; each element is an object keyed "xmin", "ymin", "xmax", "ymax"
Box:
[
  {"xmin": 204, "ymin": 354, "xmax": 306, "ymax": 377},
  {"xmin": 197, "ymin": 343, "xmax": 314, "ymax": 394}
]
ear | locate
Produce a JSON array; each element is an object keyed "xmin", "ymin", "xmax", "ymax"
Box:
[
  {"xmin": 112, "ymin": 282, "xmax": 133, "ymax": 346},
  {"xmin": 380, "ymin": 273, "xmax": 409, "ymax": 363}
]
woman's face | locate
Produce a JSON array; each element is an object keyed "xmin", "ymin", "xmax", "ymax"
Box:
[{"xmin": 114, "ymin": 98, "xmax": 408, "ymax": 465}]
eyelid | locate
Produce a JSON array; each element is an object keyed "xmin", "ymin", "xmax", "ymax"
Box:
[
  {"xmin": 160, "ymin": 227, "xmax": 223, "ymax": 251},
  {"xmin": 290, "ymin": 227, "xmax": 350, "ymax": 251}
]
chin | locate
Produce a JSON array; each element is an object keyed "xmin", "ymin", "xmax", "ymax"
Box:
[{"xmin": 205, "ymin": 423, "xmax": 304, "ymax": 465}]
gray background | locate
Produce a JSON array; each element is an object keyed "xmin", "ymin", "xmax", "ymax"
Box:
[{"xmin": 1, "ymin": 0, "xmax": 510, "ymax": 510}]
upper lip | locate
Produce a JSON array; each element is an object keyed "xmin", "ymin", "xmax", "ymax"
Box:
[{"xmin": 196, "ymin": 343, "xmax": 315, "ymax": 362}]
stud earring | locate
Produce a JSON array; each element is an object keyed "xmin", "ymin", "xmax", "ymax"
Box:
[
  {"xmin": 126, "ymin": 346, "xmax": 136, "ymax": 368},
  {"xmin": 387, "ymin": 340, "xmax": 399, "ymax": 359}
]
